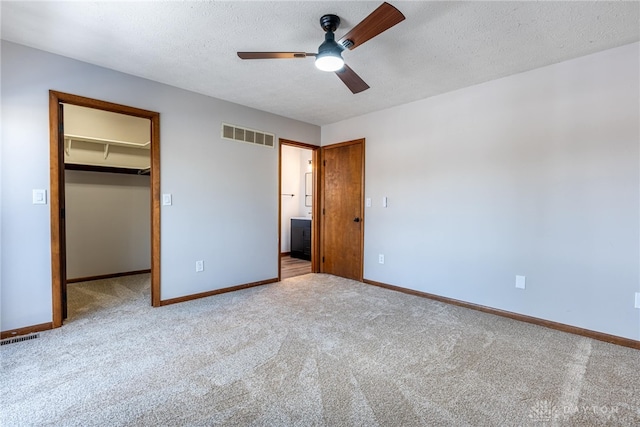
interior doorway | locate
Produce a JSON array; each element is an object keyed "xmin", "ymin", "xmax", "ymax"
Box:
[
  {"xmin": 279, "ymin": 139, "xmax": 320, "ymax": 280},
  {"xmin": 63, "ymin": 104, "xmax": 151, "ymax": 319},
  {"xmin": 49, "ymin": 91, "xmax": 161, "ymax": 328}
]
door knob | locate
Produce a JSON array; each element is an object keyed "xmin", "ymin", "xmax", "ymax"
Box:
[{"xmin": 353, "ymin": 217, "xmax": 361, "ymax": 223}]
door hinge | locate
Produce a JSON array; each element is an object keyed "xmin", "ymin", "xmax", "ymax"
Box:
[
  {"xmin": 60, "ymin": 208, "xmax": 65, "ymax": 219},
  {"xmin": 322, "ymin": 256, "xmax": 325, "ymax": 263},
  {"xmin": 323, "ymin": 160, "xmax": 326, "ymax": 166}
]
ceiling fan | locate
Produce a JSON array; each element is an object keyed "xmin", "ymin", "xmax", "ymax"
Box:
[{"xmin": 237, "ymin": 2, "xmax": 405, "ymax": 94}]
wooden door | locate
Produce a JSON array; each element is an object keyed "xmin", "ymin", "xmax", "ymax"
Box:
[{"xmin": 320, "ymin": 139, "xmax": 364, "ymax": 281}]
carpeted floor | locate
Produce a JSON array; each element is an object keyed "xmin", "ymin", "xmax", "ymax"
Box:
[{"xmin": 1, "ymin": 273, "xmax": 638, "ymax": 426}]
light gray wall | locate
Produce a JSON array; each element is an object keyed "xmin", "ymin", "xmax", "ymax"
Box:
[
  {"xmin": 1, "ymin": 41, "xmax": 320, "ymax": 331},
  {"xmin": 322, "ymin": 43, "xmax": 640, "ymax": 341},
  {"xmin": 65, "ymin": 170, "xmax": 151, "ymax": 279}
]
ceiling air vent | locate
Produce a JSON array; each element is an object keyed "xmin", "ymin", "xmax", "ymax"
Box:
[{"xmin": 221, "ymin": 123, "xmax": 275, "ymax": 148}]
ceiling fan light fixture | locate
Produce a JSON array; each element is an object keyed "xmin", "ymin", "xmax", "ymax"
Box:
[
  {"xmin": 315, "ymin": 23, "xmax": 344, "ymax": 72},
  {"xmin": 315, "ymin": 52, "xmax": 344, "ymax": 72}
]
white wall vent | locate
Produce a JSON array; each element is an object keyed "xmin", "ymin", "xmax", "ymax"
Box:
[{"xmin": 221, "ymin": 123, "xmax": 275, "ymax": 148}]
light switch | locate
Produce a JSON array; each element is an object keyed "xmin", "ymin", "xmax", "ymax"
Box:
[
  {"xmin": 32, "ymin": 189, "xmax": 47, "ymax": 205},
  {"xmin": 366, "ymin": 198, "xmax": 371, "ymax": 207},
  {"xmin": 162, "ymin": 194, "xmax": 172, "ymax": 206},
  {"xmin": 516, "ymin": 275, "xmax": 526, "ymax": 289}
]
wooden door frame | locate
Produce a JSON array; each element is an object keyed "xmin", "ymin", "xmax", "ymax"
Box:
[
  {"xmin": 320, "ymin": 138, "xmax": 366, "ymax": 281},
  {"xmin": 49, "ymin": 90, "xmax": 161, "ymax": 328},
  {"xmin": 278, "ymin": 139, "xmax": 321, "ymax": 279}
]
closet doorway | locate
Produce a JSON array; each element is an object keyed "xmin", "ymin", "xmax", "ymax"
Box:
[
  {"xmin": 49, "ymin": 91, "xmax": 161, "ymax": 327},
  {"xmin": 279, "ymin": 139, "xmax": 320, "ymax": 280}
]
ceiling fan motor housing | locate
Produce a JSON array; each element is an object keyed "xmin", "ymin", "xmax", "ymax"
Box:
[
  {"xmin": 318, "ymin": 14, "xmax": 344, "ymax": 57},
  {"xmin": 318, "ymin": 31, "xmax": 342, "ymax": 55},
  {"xmin": 319, "ymin": 14, "xmax": 354, "ymax": 50}
]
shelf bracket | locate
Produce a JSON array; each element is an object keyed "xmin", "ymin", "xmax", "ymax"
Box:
[
  {"xmin": 64, "ymin": 138, "xmax": 71, "ymax": 156},
  {"xmin": 104, "ymin": 143, "xmax": 110, "ymax": 159}
]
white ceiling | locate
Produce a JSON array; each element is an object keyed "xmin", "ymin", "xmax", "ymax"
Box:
[{"xmin": 2, "ymin": 1, "xmax": 638, "ymax": 126}]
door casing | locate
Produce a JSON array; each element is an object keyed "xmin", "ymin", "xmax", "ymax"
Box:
[{"xmin": 49, "ymin": 91, "xmax": 161, "ymax": 327}]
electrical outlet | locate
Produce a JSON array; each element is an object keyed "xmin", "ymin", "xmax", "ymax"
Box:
[
  {"xmin": 515, "ymin": 275, "xmax": 526, "ymax": 289},
  {"xmin": 195, "ymin": 260, "xmax": 204, "ymax": 272},
  {"xmin": 635, "ymin": 292, "xmax": 640, "ymax": 309},
  {"xmin": 366, "ymin": 198, "xmax": 372, "ymax": 207},
  {"xmin": 378, "ymin": 254, "xmax": 384, "ymax": 264}
]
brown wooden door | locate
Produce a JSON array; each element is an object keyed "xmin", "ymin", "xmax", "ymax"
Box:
[{"xmin": 320, "ymin": 139, "xmax": 364, "ymax": 281}]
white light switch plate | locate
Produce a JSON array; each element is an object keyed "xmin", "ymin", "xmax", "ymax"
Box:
[
  {"xmin": 366, "ymin": 198, "xmax": 371, "ymax": 207},
  {"xmin": 162, "ymin": 193, "xmax": 172, "ymax": 206},
  {"xmin": 382, "ymin": 196, "xmax": 388, "ymax": 208},
  {"xmin": 32, "ymin": 189, "xmax": 47, "ymax": 205},
  {"xmin": 635, "ymin": 292, "xmax": 640, "ymax": 309},
  {"xmin": 515, "ymin": 275, "xmax": 526, "ymax": 289}
]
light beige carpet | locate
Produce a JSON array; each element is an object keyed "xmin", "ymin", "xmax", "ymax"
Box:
[{"xmin": 1, "ymin": 273, "xmax": 638, "ymax": 426}]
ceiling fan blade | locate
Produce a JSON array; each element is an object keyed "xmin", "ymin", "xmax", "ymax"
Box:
[
  {"xmin": 337, "ymin": 2, "xmax": 405, "ymax": 50},
  {"xmin": 237, "ymin": 52, "xmax": 315, "ymax": 59},
  {"xmin": 335, "ymin": 64, "xmax": 370, "ymax": 94}
]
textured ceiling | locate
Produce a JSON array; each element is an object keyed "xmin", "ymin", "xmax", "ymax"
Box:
[{"xmin": 2, "ymin": 1, "xmax": 638, "ymax": 126}]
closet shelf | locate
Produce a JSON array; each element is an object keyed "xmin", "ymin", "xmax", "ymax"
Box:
[
  {"xmin": 64, "ymin": 134, "xmax": 150, "ymax": 148},
  {"xmin": 64, "ymin": 134, "xmax": 150, "ymax": 160}
]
